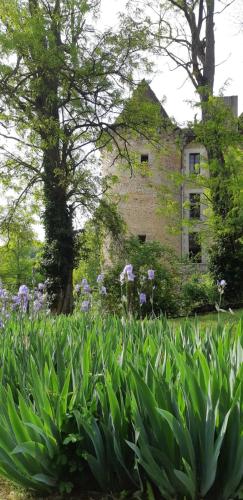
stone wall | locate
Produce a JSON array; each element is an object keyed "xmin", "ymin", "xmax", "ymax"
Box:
[{"xmin": 103, "ymin": 130, "xmax": 182, "ymax": 256}]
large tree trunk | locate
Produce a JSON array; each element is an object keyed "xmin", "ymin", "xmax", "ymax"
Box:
[
  {"xmin": 36, "ymin": 83, "xmax": 75, "ymax": 314},
  {"xmin": 28, "ymin": 0, "xmax": 75, "ymax": 314},
  {"xmin": 204, "ymin": 0, "xmax": 215, "ymax": 94},
  {"xmin": 42, "ymin": 147, "xmax": 75, "ymax": 314}
]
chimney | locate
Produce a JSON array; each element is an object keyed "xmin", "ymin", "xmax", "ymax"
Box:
[{"xmin": 222, "ymin": 96, "xmax": 238, "ymax": 117}]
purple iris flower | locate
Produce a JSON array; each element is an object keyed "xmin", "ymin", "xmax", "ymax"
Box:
[
  {"xmin": 36, "ymin": 292, "xmax": 45, "ymax": 303},
  {"xmin": 127, "ymin": 271, "xmax": 135, "ymax": 282},
  {"xmin": 97, "ymin": 274, "xmax": 104, "ymax": 283},
  {"xmin": 219, "ymin": 279, "xmax": 226, "ymax": 287},
  {"xmin": 75, "ymin": 284, "xmax": 81, "ymax": 293},
  {"xmin": 81, "ymin": 300, "xmax": 90, "ymax": 312},
  {"xmin": 139, "ymin": 292, "xmax": 146, "ymax": 305},
  {"xmin": 12, "ymin": 296, "xmax": 20, "ymax": 311},
  {"xmin": 81, "ymin": 278, "xmax": 88, "ymax": 286},
  {"xmin": 17, "ymin": 285, "xmax": 29, "ymax": 313},
  {"xmin": 120, "ymin": 264, "xmax": 135, "ymax": 283},
  {"xmin": 123, "ymin": 264, "xmax": 133, "ymax": 274},
  {"xmin": 217, "ymin": 279, "xmax": 227, "ymax": 295},
  {"xmin": 33, "ymin": 300, "xmax": 42, "ymax": 313},
  {"xmin": 22, "ymin": 303, "xmax": 28, "ymax": 313},
  {"xmin": 38, "ymin": 283, "xmax": 45, "ymax": 291},
  {"xmin": 83, "ymin": 284, "xmax": 91, "ymax": 294},
  {"xmin": 100, "ymin": 286, "xmax": 107, "ymax": 295},
  {"xmin": 148, "ymin": 269, "xmax": 155, "ymax": 280},
  {"xmin": 18, "ymin": 285, "xmax": 29, "ymax": 296}
]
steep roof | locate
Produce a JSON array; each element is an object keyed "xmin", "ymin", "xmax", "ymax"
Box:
[{"xmin": 132, "ymin": 79, "xmax": 169, "ymax": 120}]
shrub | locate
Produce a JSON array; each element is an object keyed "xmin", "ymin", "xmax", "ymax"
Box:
[
  {"xmin": 181, "ymin": 271, "xmax": 218, "ymax": 314},
  {"xmin": 210, "ymin": 234, "xmax": 243, "ymax": 305},
  {"xmin": 103, "ymin": 236, "xmax": 181, "ymax": 317}
]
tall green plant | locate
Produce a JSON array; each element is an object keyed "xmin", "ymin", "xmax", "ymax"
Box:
[{"xmin": 0, "ymin": 314, "xmax": 241, "ymax": 497}]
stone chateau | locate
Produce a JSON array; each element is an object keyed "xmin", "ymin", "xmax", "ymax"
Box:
[{"xmin": 103, "ymin": 82, "xmax": 238, "ymax": 268}]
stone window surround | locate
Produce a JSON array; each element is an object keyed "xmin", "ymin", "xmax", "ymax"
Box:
[
  {"xmin": 182, "ymin": 144, "xmax": 208, "ymax": 265},
  {"xmin": 188, "ymin": 231, "xmax": 202, "ymax": 263},
  {"xmin": 183, "ymin": 145, "xmax": 208, "ymax": 177},
  {"xmin": 189, "ymin": 192, "xmax": 201, "ymax": 219},
  {"xmin": 183, "ymin": 188, "xmax": 206, "ymax": 222}
]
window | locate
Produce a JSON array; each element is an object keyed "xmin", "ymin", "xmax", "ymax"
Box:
[
  {"xmin": 189, "ymin": 232, "xmax": 201, "ymax": 262},
  {"xmin": 189, "ymin": 193, "xmax": 200, "ymax": 219},
  {"xmin": 141, "ymin": 154, "xmax": 149, "ymax": 163},
  {"xmin": 138, "ymin": 234, "xmax": 146, "ymax": 243},
  {"xmin": 189, "ymin": 153, "xmax": 200, "ymax": 174}
]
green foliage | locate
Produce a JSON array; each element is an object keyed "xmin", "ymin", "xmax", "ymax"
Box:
[
  {"xmin": 0, "ymin": 314, "xmax": 242, "ymax": 498},
  {"xmin": 192, "ymin": 98, "xmax": 243, "ymax": 303},
  {"xmin": 74, "ymin": 202, "xmax": 125, "ymax": 285},
  {"xmin": 209, "ymin": 234, "xmax": 243, "ymax": 304},
  {"xmin": 205, "ymin": 146, "xmax": 243, "ymax": 303},
  {"xmin": 118, "ymin": 80, "xmax": 167, "ymax": 143},
  {"xmin": 84, "ymin": 235, "xmax": 219, "ymax": 317},
  {"xmin": 0, "ymin": 209, "xmax": 43, "ymax": 290},
  {"xmin": 181, "ymin": 272, "xmax": 217, "ymax": 315},
  {"xmin": 104, "ymin": 237, "xmax": 180, "ymax": 317},
  {"xmin": 194, "ymin": 96, "xmax": 240, "ymax": 152},
  {"xmin": 74, "ymin": 226, "xmax": 102, "ymax": 286}
]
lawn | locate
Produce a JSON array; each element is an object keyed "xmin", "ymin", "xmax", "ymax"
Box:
[{"xmin": 171, "ymin": 307, "xmax": 243, "ymax": 326}]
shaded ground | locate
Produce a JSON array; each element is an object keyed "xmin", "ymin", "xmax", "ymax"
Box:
[
  {"xmin": 0, "ymin": 479, "xmax": 29, "ymax": 500},
  {"xmin": 0, "ymin": 479, "xmax": 131, "ymax": 500}
]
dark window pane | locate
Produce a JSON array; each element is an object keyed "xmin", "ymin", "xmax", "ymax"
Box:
[
  {"xmin": 189, "ymin": 193, "xmax": 200, "ymax": 219},
  {"xmin": 141, "ymin": 154, "xmax": 149, "ymax": 163},
  {"xmin": 138, "ymin": 234, "xmax": 146, "ymax": 243},
  {"xmin": 189, "ymin": 233, "xmax": 202, "ymax": 262},
  {"xmin": 189, "ymin": 153, "xmax": 200, "ymax": 174}
]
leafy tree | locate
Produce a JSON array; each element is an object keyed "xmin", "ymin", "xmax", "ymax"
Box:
[
  {"xmin": 0, "ymin": 208, "xmax": 43, "ymax": 289},
  {"xmin": 74, "ymin": 200, "xmax": 125, "ymax": 285},
  {"xmin": 0, "ymin": 0, "xmax": 155, "ymax": 313}
]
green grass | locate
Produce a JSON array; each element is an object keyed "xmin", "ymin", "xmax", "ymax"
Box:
[{"xmin": 171, "ymin": 307, "xmax": 243, "ymax": 326}]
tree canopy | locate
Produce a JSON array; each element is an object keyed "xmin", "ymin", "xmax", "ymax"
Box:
[{"xmin": 0, "ymin": 207, "xmax": 43, "ymax": 289}]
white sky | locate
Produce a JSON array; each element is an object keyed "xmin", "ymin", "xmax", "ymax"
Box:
[{"xmin": 101, "ymin": 0, "xmax": 243, "ymax": 125}]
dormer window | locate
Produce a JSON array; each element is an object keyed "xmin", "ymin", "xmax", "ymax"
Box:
[
  {"xmin": 141, "ymin": 154, "xmax": 149, "ymax": 163},
  {"xmin": 189, "ymin": 153, "xmax": 200, "ymax": 174}
]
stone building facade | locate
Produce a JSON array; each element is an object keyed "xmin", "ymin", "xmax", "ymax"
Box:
[{"xmin": 103, "ymin": 83, "xmax": 238, "ymax": 268}]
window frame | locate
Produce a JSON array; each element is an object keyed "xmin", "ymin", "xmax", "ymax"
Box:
[
  {"xmin": 189, "ymin": 193, "xmax": 201, "ymax": 219},
  {"xmin": 183, "ymin": 146, "xmax": 207, "ymax": 177},
  {"xmin": 138, "ymin": 234, "xmax": 146, "ymax": 243},
  {"xmin": 188, "ymin": 232, "xmax": 202, "ymax": 263},
  {"xmin": 189, "ymin": 152, "xmax": 200, "ymax": 175},
  {"xmin": 140, "ymin": 153, "xmax": 149, "ymax": 163}
]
